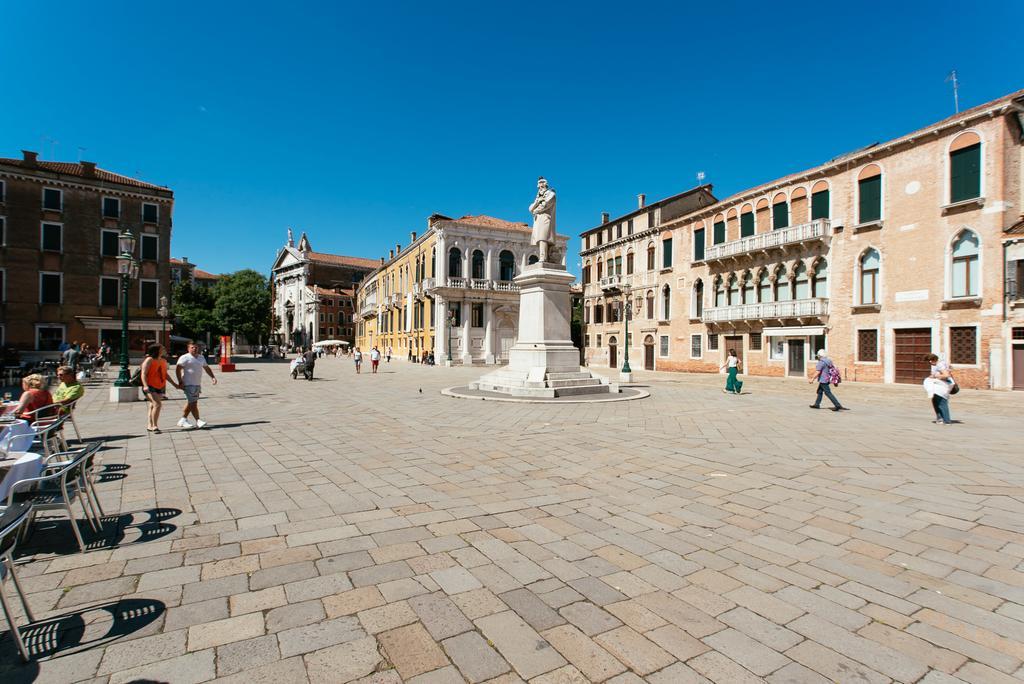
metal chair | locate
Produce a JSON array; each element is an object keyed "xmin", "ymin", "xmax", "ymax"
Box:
[
  {"xmin": 28, "ymin": 412, "xmax": 70, "ymax": 459},
  {"xmin": 0, "ymin": 501, "xmax": 35, "ymax": 661}
]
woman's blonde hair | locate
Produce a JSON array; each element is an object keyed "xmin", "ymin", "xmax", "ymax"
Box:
[{"xmin": 23, "ymin": 373, "xmax": 45, "ymax": 389}]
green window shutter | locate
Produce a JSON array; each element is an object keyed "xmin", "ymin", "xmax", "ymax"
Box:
[
  {"xmin": 772, "ymin": 202, "xmax": 788, "ymax": 230},
  {"xmin": 950, "ymin": 144, "xmax": 981, "ymax": 202},
  {"xmin": 811, "ymin": 190, "xmax": 829, "ymax": 219},
  {"xmin": 713, "ymin": 221, "xmax": 725, "ymax": 244},
  {"xmin": 858, "ymin": 176, "xmax": 882, "ymax": 223},
  {"xmin": 693, "ymin": 229, "xmax": 705, "ymax": 261},
  {"xmin": 662, "ymin": 238, "xmax": 673, "ymax": 268},
  {"xmin": 740, "ymin": 213, "xmax": 754, "ymax": 237}
]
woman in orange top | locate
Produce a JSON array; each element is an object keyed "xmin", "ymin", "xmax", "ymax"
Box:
[
  {"xmin": 9, "ymin": 374, "xmax": 54, "ymax": 420},
  {"xmin": 141, "ymin": 343, "xmax": 180, "ymax": 433}
]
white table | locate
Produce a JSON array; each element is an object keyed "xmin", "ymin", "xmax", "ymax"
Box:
[
  {"xmin": 0, "ymin": 451, "xmax": 43, "ymax": 502},
  {"xmin": 0, "ymin": 419, "xmax": 35, "ymax": 454}
]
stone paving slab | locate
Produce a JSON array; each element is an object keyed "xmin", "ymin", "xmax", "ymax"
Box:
[{"xmin": 0, "ymin": 358, "xmax": 1022, "ymax": 683}]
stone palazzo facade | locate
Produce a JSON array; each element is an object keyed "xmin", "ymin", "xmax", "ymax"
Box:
[
  {"xmin": 356, "ymin": 214, "xmax": 568, "ymax": 364},
  {"xmin": 582, "ymin": 88, "xmax": 1024, "ymax": 389}
]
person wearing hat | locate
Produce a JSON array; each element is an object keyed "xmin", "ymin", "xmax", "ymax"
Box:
[{"xmin": 808, "ymin": 349, "xmax": 845, "ymax": 411}]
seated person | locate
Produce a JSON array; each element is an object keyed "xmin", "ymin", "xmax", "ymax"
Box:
[
  {"xmin": 8, "ymin": 374, "xmax": 54, "ymax": 420},
  {"xmin": 53, "ymin": 366, "xmax": 85, "ymax": 413}
]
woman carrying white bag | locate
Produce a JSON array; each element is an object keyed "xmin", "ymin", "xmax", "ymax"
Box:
[{"xmin": 923, "ymin": 354, "xmax": 956, "ymax": 425}]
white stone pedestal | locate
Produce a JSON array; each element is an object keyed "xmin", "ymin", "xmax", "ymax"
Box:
[
  {"xmin": 471, "ymin": 263, "xmax": 615, "ymax": 398},
  {"xmin": 109, "ymin": 386, "xmax": 139, "ymax": 403},
  {"xmin": 619, "ymin": 371, "xmax": 633, "ymax": 383}
]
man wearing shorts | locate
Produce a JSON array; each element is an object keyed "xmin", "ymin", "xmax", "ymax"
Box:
[
  {"xmin": 370, "ymin": 346, "xmax": 381, "ymax": 373},
  {"xmin": 175, "ymin": 342, "xmax": 218, "ymax": 429}
]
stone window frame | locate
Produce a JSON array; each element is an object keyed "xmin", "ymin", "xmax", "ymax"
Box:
[
  {"xmin": 855, "ymin": 326, "xmax": 881, "ymax": 364},
  {"xmin": 690, "ymin": 334, "xmax": 702, "ymax": 359}
]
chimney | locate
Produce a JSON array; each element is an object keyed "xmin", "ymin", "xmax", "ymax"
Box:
[
  {"xmin": 410, "ymin": 231, "xmax": 417, "ymax": 243},
  {"xmin": 380, "ymin": 257, "xmax": 385, "ymax": 265},
  {"xmin": 181, "ymin": 256, "xmax": 189, "ymax": 264},
  {"xmin": 396, "ymin": 243, "xmax": 401, "ymax": 254},
  {"xmin": 80, "ymin": 161, "xmax": 96, "ymax": 178},
  {"xmin": 637, "ymin": 194, "xmax": 646, "ymax": 209},
  {"xmin": 601, "ymin": 212, "xmax": 609, "ymax": 224},
  {"xmin": 22, "ymin": 150, "xmax": 38, "ymax": 166},
  {"xmin": 389, "ymin": 249, "xmax": 394, "ymax": 259}
]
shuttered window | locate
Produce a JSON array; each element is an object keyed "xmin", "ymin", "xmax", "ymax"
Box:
[
  {"xmin": 950, "ymin": 326, "xmax": 976, "ymax": 364},
  {"xmin": 772, "ymin": 202, "xmax": 788, "ymax": 230},
  {"xmin": 690, "ymin": 334, "xmax": 702, "ymax": 358},
  {"xmin": 950, "ymin": 143, "xmax": 981, "ymax": 203},
  {"xmin": 713, "ymin": 221, "xmax": 725, "ymax": 245},
  {"xmin": 857, "ymin": 329, "xmax": 878, "ymax": 362},
  {"xmin": 693, "ymin": 229, "xmax": 705, "ymax": 261},
  {"xmin": 708, "ymin": 333, "xmax": 718, "ymax": 351},
  {"xmin": 740, "ymin": 213, "xmax": 754, "ymax": 237},
  {"xmin": 859, "ymin": 176, "xmax": 882, "ymax": 223},
  {"xmin": 662, "ymin": 238, "xmax": 672, "ymax": 268},
  {"xmin": 811, "ymin": 190, "xmax": 829, "ymax": 219},
  {"xmin": 749, "ymin": 332, "xmax": 762, "ymax": 351}
]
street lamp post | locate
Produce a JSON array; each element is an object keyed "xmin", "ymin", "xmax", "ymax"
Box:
[
  {"xmin": 446, "ymin": 308, "xmax": 456, "ymax": 366},
  {"xmin": 620, "ymin": 286, "xmax": 633, "ymax": 382},
  {"xmin": 113, "ymin": 229, "xmax": 139, "ymax": 388},
  {"xmin": 158, "ymin": 295, "xmax": 170, "ymax": 352}
]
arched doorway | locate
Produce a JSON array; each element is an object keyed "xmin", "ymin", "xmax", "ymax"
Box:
[
  {"xmin": 644, "ymin": 335, "xmax": 655, "ymax": 371},
  {"xmin": 608, "ymin": 336, "xmax": 618, "ymax": 369}
]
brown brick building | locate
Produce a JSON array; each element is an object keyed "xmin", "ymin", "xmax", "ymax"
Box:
[
  {"xmin": 0, "ymin": 151, "xmax": 173, "ymax": 355},
  {"xmin": 582, "ymin": 89, "xmax": 1024, "ymax": 390}
]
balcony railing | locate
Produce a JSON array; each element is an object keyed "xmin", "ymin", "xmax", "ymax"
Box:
[
  {"xmin": 702, "ymin": 297, "xmax": 829, "ymax": 323},
  {"xmin": 425, "ymin": 277, "xmax": 520, "ymax": 292},
  {"xmin": 703, "ymin": 219, "xmax": 832, "ymax": 262},
  {"xmin": 600, "ymin": 275, "xmax": 627, "ymax": 291},
  {"xmin": 494, "ymin": 281, "xmax": 518, "ymax": 292}
]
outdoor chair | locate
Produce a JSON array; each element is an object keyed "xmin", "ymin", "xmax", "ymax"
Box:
[
  {"xmin": 3, "ymin": 445, "xmax": 101, "ymax": 553},
  {"xmin": 27, "ymin": 411, "xmax": 71, "ymax": 459},
  {"xmin": 0, "ymin": 501, "xmax": 35, "ymax": 661}
]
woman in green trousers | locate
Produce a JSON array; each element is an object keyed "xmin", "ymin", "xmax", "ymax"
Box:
[{"xmin": 721, "ymin": 349, "xmax": 743, "ymax": 394}]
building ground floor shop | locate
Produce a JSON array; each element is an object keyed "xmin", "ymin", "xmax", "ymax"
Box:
[{"xmin": 584, "ymin": 318, "xmax": 1024, "ymax": 390}]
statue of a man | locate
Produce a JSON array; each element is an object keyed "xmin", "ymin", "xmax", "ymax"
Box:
[{"xmin": 529, "ymin": 177, "xmax": 557, "ymax": 263}]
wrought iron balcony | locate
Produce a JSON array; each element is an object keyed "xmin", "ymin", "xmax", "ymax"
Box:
[
  {"xmin": 702, "ymin": 297, "xmax": 829, "ymax": 323},
  {"xmin": 703, "ymin": 219, "xmax": 832, "ymax": 262}
]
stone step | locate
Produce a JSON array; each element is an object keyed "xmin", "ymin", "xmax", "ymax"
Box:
[
  {"xmin": 547, "ymin": 378, "xmax": 602, "ymax": 388},
  {"xmin": 546, "ymin": 372, "xmax": 593, "ymax": 381},
  {"xmin": 554, "ymin": 384, "xmax": 611, "ymax": 397}
]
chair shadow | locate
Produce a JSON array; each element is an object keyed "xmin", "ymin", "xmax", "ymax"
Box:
[
  {"xmin": 101, "ymin": 463, "xmax": 130, "ymax": 472},
  {"xmin": 17, "ymin": 508, "xmax": 182, "ymax": 557},
  {"xmin": 89, "ymin": 434, "xmax": 144, "ymax": 443},
  {"xmin": 0, "ymin": 597, "xmax": 165, "ymax": 675},
  {"xmin": 202, "ymin": 421, "xmax": 271, "ymax": 429},
  {"xmin": 96, "ymin": 473, "xmax": 127, "ymax": 482}
]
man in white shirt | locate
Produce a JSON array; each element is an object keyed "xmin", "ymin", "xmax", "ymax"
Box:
[
  {"xmin": 370, "ymin": 346, "xmax": 381, "ymax": 374},
  {"xmin": 175, "ymin": 342, "xmax": 218, "ymax": 429}
]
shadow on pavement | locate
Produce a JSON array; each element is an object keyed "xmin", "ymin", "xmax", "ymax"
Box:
[{"xmin": 18, "ymin": 508, "xmax": 181, "ymax": 557}]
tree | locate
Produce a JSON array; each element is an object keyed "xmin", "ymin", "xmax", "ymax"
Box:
[
  {"xmin": 213, "ymin": 269, "xmax": 271, "ymax": 346},
  {"xmin": 172, "ymin": 280, "xmax": 220, "ymax": 342}
]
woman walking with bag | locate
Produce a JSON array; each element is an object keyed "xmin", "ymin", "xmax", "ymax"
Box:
[
  {"xmin": 141, "ymin": 344, "xmax": 180, "ymax": 433},
  {"xmin": 924, "ymin": 354, "xmax": 955, "ymax": 424},
  {"xmin": 721, "ymin": 349, "xmax": 743, "ymax": 395}
]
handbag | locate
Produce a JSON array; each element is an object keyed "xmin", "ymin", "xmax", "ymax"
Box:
[
  {"xmin": 129, "ymin": 368, "xmax": 143, "ymax": 387},
  {"xmin": 948, "ymin": 376, "xmax": 960, "ymax": 395}
]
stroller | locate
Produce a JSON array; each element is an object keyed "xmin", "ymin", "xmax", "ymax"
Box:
[{"xmin": 290, "ymin": 357, "xmax": 313, "ymax": 380}]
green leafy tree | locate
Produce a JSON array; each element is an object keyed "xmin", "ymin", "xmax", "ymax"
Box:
[
  {"xmin": 171, "ymin": 280, "xmax": 220, "ymax": 342},
  {"xmin": 213, "ymin": 269, "xmax": 271, "ymax": 345}
]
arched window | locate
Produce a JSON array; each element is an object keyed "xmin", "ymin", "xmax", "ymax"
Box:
[
  {"xmin": 646, "ymin": 243, "xmax": 656, "ymax": 270},
  {"xmin": 499, "ymin": 250, "xmax": 515, "ymax": 280},
  {"xmin": 448, "ymin": 247, "xmax": 462, "ymax": 278},
  {"xmin": 813, "ymin": 260, "xmax": 828, "ymax": 298},
  {"xmin": 528, "ymin": 255, "xmax": 539, "ymax": 265},
  {"xmin": 714, "ymin": 277, "xmax": 725, "ymax": 307},
  {"xmin": 858, "ymin": 164, "xmax": 883, "ymax": 223},
  {"xmin": 471, "ymin": 250, "xmax": 484, "ymax": 279},
  {"xmin": 431, "ymin": 248, "xmax": 436, "ymax": 277},
  {"xmin": 950, "ymin": 132, "xmax": 982, "ymax": 203},
  {"xmin": 811, "ymin": 180, "xmax": 830, "ymax": 220},
  {"xmin": 646, "ymin": 290, "xmax": 654, "ymax": 319},
  {"xmin": 727, "ymin": 275, "xmax": 739, "ymax": 305},
  {"xmin": 758, "ymin": 269, "xmax": 772, "ymax": 303},
  {"xmin": 859, "ymin": 249, "xmax": 880, "ymax": 305},
  {"xmin": 692, "ymin": 280, "xmax": 703, "ymax": 319},
  {"xmin": 772, "ymin": 193, "xmax": 789, "ymax": 230},
  {"xmin": 626, "ymin": 251, "xmax": 634, "ymax": 275},
  {"xmin": 793, "ymin": 263, "xmax": 809, "ymax": 299},
  {"xmin": 741, "ymin": 272, "xmax": 754, "ymax": 303},
  {"xmin": 597, "ymin": 260, "xmax": 603, "ymax": 280},
  {"xmin": 661, "ymin": 284, "xmax": 671, "ymax": 320},
  {"xmin": 951, "ymin": 230, "xmax": 980, "ymax": 298},
  {"xmin": 776, "ymin": 269, "xmax": 791, "ymax": 301}
]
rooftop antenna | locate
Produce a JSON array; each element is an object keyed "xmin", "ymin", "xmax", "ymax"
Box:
[
  {"xmin": 945, "ymin": 70, "xmax": 960, "ymax": 114},
  {"xmin": 42, "ymin": 136, "xmax": 59, "ymax": 159}
]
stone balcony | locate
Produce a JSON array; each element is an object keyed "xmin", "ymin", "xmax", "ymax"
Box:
[
  {"xmin": 703, "ymin": 219, "xmax": 833, "ymax": 263},
  {"xmin": 702, "ymin": 297, "xmax": 829, "ymax": 323},
  {"xmin": 423, "ymin": 277, "xmax": 520, "ymax": 293}
]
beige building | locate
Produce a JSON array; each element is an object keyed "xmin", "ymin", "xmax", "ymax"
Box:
[
  {"xmin": 582, "ymin": 88, "xmax": 1024, "ymax": 389},
  {"xmin": 357, "ymin": 214, "xmax": 568, "ymax": 363}
]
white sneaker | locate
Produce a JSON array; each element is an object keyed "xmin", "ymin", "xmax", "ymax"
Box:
[
  {"xmin": 195, "ymin": 420, "xmax": 208, "ymax": 429},
  {"xmin": 177, "ymin": 418, "xmax": 194, "ymax": 429}
]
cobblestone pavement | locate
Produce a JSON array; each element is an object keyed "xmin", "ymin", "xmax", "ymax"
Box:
[{"xmin": 2, "ymin": 358, "xmax": 1022, "ymax": 683}]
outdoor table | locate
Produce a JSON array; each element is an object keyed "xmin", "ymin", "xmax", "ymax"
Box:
[
  {"xmin": 0, "ymin": 419, "xmax": 35, "ymax": 454},
  {"xmin": 0, "ymin": 451, "xmax": 43, "ymax": 502}
]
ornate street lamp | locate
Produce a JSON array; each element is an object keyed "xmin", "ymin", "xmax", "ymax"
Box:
[
  {"xmin": 446, "ymin": 308, "xmax": 456, "ymax": 365},
  {"xmin": 158, "ymin": 295, "xmax": 170, "ymax": 351},
  {"xmin": 621, "ymin": 285, "xmax": 633, "ymax": 380},
  {"xmin": 113, "ymin": 229, "xmax": 138, "ymax": 387}
]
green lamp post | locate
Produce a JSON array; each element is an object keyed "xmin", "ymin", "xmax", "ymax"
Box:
[
  {"xmin": 621, "ymin": 286, "xmax": 632, "ymax": 376},
  {"xmin": 446, "ymin": 308, "xmax": 456, "ymax": 364},
  {"xmin": 113, "ymin": 229, "xmax": 139, "ymax": 387}
]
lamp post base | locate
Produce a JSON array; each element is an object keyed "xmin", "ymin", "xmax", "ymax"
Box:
[
  {"xmin": 109, "ymin": 386, "xmax": 139, "ymax": 403},
  {"xmin": 619, "ymin": 370, "xmax": 633, "ymax": 383}
]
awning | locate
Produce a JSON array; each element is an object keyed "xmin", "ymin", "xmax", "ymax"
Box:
[
  {"xmin": 76, "ymin": 316, "xmax": 164, "ymax": 331},
  {"xmin": 763, "ymin": 326, "xmax": 826, "ymax": 337}
]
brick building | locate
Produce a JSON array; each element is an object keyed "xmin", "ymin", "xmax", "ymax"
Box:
[
  {"xmin": 170, "ymin": 257, "xmax": 219, "ymax": 288},
  {"xmin": 270, "ymin": 231, "xmax": 376, "ymax": 348},
  {"xmin": 0, "ymin": 150, "xmax": 173, "ymax": 355},
  {"xmin": 582, "ymin": 89, "xmax": 1024, "ymax": 389}
]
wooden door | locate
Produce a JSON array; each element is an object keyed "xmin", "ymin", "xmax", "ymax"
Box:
[
  {"xmin": 1013, "ymin": 345, "xmax": 1024, "ymax": 390},
  {"xmin": 608, "ymin": 340, "xmax": 617, "ymax": 369},
  {"xmin": 644, "ymin": 338, "xmax": 655, "ymax": 370},
  {"xmin": 894, "ymin": 328, "xmax": 932, "ymax": 384},
  {"xmin": 725, "ymin": 336, "xmax": 744, "ymax": 372},
  {"xmin": 788, "ymin": 339, "xmax": 805, "ymax": 376}
]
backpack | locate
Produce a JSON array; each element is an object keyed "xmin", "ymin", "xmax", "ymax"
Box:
[{"xmin": 827, "ymin": 362, "xmax": 842, "ymax": 386}]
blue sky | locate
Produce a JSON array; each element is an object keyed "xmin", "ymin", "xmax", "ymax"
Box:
[{"xmin": 3, "ymin": 1, "xmax": 1021, "ymax": 277}]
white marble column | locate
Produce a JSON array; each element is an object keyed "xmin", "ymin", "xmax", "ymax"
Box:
[
  {"xmin": 437, "ymin": 235, "xmax": 447, "ymax": 286},
  {"xmin": 484, "ymin": 302, "xmax": 495, "ymax": 364},
  {"xmin": 485, "ymin": 247, "xmax": 494, "ymax": 281},
  {"xmin": 435, "ymin": 296, "xmax": 447, "ymax": 362},
  {"xmin": 461, "ymin": 300, "xmax": 471, "ymax": 364}
]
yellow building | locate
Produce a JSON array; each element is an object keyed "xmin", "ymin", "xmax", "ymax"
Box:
[{"xmin": 356, "ymin": 213, "xmax": 566, "ymax": 363}]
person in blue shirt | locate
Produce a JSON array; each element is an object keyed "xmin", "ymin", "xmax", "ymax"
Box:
[{"xmin": 808, "ymin": 349, "xmax": 845, "ymax": 411}]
